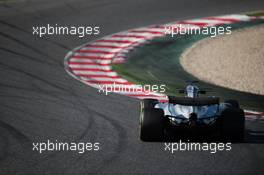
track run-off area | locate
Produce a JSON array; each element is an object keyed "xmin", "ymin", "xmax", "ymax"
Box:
[{"xmin": 65, "ymin": 14, "xmax": 264, "ymax": 120}]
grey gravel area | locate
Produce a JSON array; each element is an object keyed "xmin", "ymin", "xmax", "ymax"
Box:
[{"xmin": 180, "ymin": 25, "xmax": 264, "ymax": 95}]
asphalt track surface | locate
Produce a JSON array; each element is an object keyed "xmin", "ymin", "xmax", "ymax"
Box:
[{"xmin": 1, "ymin": 0, "xmax": 264, "ymax": 174}]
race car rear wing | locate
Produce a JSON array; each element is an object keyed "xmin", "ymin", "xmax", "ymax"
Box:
[{"xmin": 168, "ymin": 96, "xmax": 219, "ymax": 106}]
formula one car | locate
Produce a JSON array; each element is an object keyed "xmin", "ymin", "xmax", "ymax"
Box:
[{"xmin": 139, "ymin": 82, "xmax": 245, "ymax": 142}]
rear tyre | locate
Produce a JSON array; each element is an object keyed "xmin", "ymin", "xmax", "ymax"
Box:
[
  {"xmin": 141, "ymin": 98, "xmax": 159, "ymax": 109},
  {"xmin": 221, "ymin": 107, "xmax": 245, "ymax": 142},
  {"xmin": 224, "ymin": 99, "xmax": 239, "ymax": 108},
  {"xmin": 140, "ymin": 108, "xmax": 164, "ymax": 142}
]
